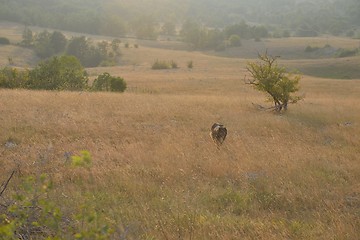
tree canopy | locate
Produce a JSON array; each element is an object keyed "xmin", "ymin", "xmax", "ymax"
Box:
[
  {"xmin": 27, "ymin": 55, "xmax": 88, "ymax": 90},
  {"xmin": 246, "ymin": 53, "xmax": 303, "ymax": 112},
  {"xmin": 0, "ymin": 0, "xmax": 358, "ymax": 38}
]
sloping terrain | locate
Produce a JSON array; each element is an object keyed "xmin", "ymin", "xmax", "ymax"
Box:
[{"xmin": 0, "ymin": 22, "xmax": 359, "ymax": 239}]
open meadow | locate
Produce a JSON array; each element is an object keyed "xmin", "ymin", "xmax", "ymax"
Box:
[{"xmin": 0, "ymin": 22, "xmax": 360, "ymax": 239}]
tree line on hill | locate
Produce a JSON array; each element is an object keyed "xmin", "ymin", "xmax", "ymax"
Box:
[
  {"xmin": 180, "ymin": 20, "xmax": 270, "ymax": 50},
  {"xmin": 20, "ymin": 28, "xmax": 122, "ymax": 68},
  {"xmin": 0, "ymin": 0, "xmax": 359, "ymax": 40}
]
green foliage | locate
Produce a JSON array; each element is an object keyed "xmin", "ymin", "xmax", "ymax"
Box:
[
  {"xmin": 225, "ymin": 21, "xmax": 268, "ymax": 40},
  {"xmin": 336, "ymin": 48, "xmax": 359, "ymax": 58},
  {"xmin": 50, "ymin": 31, "xmax": 67, "ymax": 53},
  {"xmin": 20, "ymin": 27, "xmax": 34, "ymax": 47},
  {"xmin": 74, "ymin": 206, "xmax": 114, "ymax": 240},
  {"xmin": 228, "ymin": 34, "xmax": 241, "ymax": 47},
  {"xmin": 0, "ymin": 174, "xmax": 62, "ymax": 239},
  {"xmin": 71, "ymin": 150, "xmax": 92, "ymax": 168},
  {"xmin": 34, "ymin": 30, "xmax": 54, "ymax": 58},
  {"xmin": 180, "ymin": 20, "xmax": 225, "ymax": 50},
  {"xmin": 181, "ymin": 20, "xmax": 269, "ymax": 50},
  {"xmin": 150, "ymin": 60, "xmax": 179, "ymax": 70},
  {"xmin": 131, "ymin": 15, "xmax": 158, "ymax": 40},
  {"xmin": 170, "ymin": 60, "xmax": 178, "ymax": 69},
  {"xmin": 92, "ymin": 72, "xmax": 127, "ymax": 92},
  {"xmin": 26, "ymin": 31, "xmax": 117, "ymax": 67},
  {"xmin": 161, "ymin": 21, "xmax": 176, "ymax": 36},
  {"xmin": 304, "ymin": 45, "xmax": 319, "ymax": 53},
  {"xmin": 111, "ymin": 39, "xmax": 121, "ymax": 55},
  {"xmin": 210, "ymin": 189, "xmax": 252, "ymax": 215},
  {"xmin": 27, "ymin": 55, "xmax": 88, "ymax": 90},
  {"xmin": 0, "ymin": 151, "xmax": 117, "ymax": 239},
  {"xmin": 0, "ymin": 67, "xmax": 29, "ymax": 89},
  {"xmin": 151, "ymin": 60, "xmax": 170, "ymax": 70},
  {"xmin": 295, "ymin": 28, "xmax": 318, "ymax": 37},
  {"xmin": 246, "ymin": 53, "xmax": 303, "ymax": 112},
  {"xmin": 0, "ymin": 37, "xmax": 10, "ymax": 45},
  {"xmin": 0, "ymin": 0, "xmax": 357, "ymax": 39},
  {"xmin": 187, "ymin": 60, "xmax": 193, "ymax": 69},
  {"xmin": 0, "ymin": 58, "xmax": 128, "ymax": 92},
  {"xmin": 67, "ymin": 36, "xmax": 102, "ymax": 67}
]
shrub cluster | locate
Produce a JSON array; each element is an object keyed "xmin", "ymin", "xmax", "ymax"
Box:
[
  {"xmin": 92, "ymin": 72, "xmax": 127, "ymax": 92},
  {"xmin": 187, "ymin": 61, "xmax": 193, "ymax": 69},
  {"xmin": 151, "ymin": 60, "xmax": 178, "ymax": 70},
  {"xmin": 0, "ymin": 152, "xmax": 115, "ymax": 239},
  {"xmin": 20, "ymin": 29, "xmax": 122, "ymax": 68},
  {"xmin": 0, "ymin": 37, "xmax": 10, "ymax": 45},
  {"xmin": 0, "ymin": 67, "xmax": 29, "ymax": 89},
  {"xmin": 336, "ymin": 48, "xmax": 359, "ymax": 58},
  {"xmin": 0, "ymin": 56, "xmax": 126, "ymax": 93}
]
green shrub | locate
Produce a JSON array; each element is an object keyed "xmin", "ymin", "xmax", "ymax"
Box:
[
  {"xmin": 0, "ymin": 67, "xmax": 29, "ymax": 89},
  {"xmin": 215, "ymin": 42, "xmax": 226, "ymax": 51},
  {"xmin": 0, "ymin": 152, "xmax": 115, "ymax": 239},
  {"xmin": 151, "ymin": 60, "xmax": 170, "ymax": 70},
  {"xmin": 27, "ymin": 55, "xmax": 88, "ymax": 90},
  {"xmin": 304, "ymin": 45, "xmax": 319, "ymax": 52},
  {"xmin": 0, "ymin": 174, "xmax": 63, "ymax": 239},
  {"xmin": 0, "ymin": 37, "xmax": 10, "ymax": 45},
  {"xmin": 170, "ymin": 60, "xmax": 178, "ymax": 69},
  {"xmin": 92, "ymin": 72, "xmax": 127, "ymax": 92},
  {"xmin": 110, "ymin": 77, "xmax": 127, "ymax": 92},
  {"xmin": 336, "ymin": 48, "xmax": 358, "ymax": 58},
  {"xmin": 229, "ymin": 34, "xmax": 241, "ymax": 47},
  {"xmin": 246, "ymin": 52, "xmax": 303, "ymax": 112},
  {"xmin": 187, "ymin": 60, "xmax": 193, "ymax": 69}
]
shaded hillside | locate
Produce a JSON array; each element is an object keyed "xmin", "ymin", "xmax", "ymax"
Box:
[{"xmin": 0, "ymin": 0, "xmax": 359, "ymax": 37}]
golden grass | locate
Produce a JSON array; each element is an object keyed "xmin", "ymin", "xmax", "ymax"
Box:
[
  {"xmin": 0, "ymin": 23, "xmax": 360, "ymax": 239},
  {"xmin": 1, "ymin": 73, "xmax": 359, "ymax": 239}
]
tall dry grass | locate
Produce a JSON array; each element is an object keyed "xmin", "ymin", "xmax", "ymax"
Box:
[
  {"xmin": 0, "ymin": 24, "xmax": 359, "ymax": 238},
  {"xmin": 1, "ymin": 73, "xmax": 359, "ymax": 239}
]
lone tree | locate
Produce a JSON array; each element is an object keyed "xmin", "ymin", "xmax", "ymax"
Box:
[{"xmin": 246, "ymin": 52, "xmax": 303, "ymax": 112}]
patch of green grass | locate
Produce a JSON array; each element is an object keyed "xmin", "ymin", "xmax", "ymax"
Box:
[{"xmin": 298, "ymin": 61, "xmax": 360, "ymax": 79}]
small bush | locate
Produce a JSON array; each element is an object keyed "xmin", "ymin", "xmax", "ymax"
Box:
[
  {"xmin": 151, "ymin": 60, "xmax": 170, "ymax": 70},
  {"xmin": 110, "ymin": 76, "xmax": 127, "ymax": 92},
  {"xmin": 0, "ymin": 37, "xmax": 10, "ymax": 45},
  {"xmin": 92, "ymin": 72, "xmax": 127, "ymax": 92},
  {"xmin": 336, "ymin": 48, "xmax": 358, "ymax": 58},
  {"xmin": 27, "ymin": 55, "xmax": 88, "ymax": 91},
  {"xmin": 304, "ymin": 45, "xmax": 319, "ymax": 52},
  {"xmin": 215, "ymin": 42, "xmax": 226, "ymax": 51},
  {"xmin": 0, "ymin": 152, "xmax": 115, "ymax": 239},
  {"xmin": 0, "ymin": 67, "xmax": 29, "ymax": 89},
  {"xmin": 170, "ymin": 60, "xmax": 178, "ymax": 69},
  {"xmin": 229, "ymin": 34, "xmax": 241, "ymax": 47},
  {"xmin": 187, "ymin": 61, "xmax": 193, "ymax": 69},
  {"xmin": 282, "ymin": 30, "xmax": 291, "ymax": 38}
]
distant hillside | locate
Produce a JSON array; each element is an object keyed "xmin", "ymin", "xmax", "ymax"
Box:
[{"xmin": 0, "ymin": 0, "xmax": 359, "ymax": 37}]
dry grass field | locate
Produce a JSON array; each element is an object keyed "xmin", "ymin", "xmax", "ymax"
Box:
[{"xmin": 1, "ymin": 22, "xmax": 360, "ymax": 239}]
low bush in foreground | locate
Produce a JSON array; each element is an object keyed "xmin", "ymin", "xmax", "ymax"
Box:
[{"xmin": 0, "ymin": 152, "xmax": 114, "ymax": 239}]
